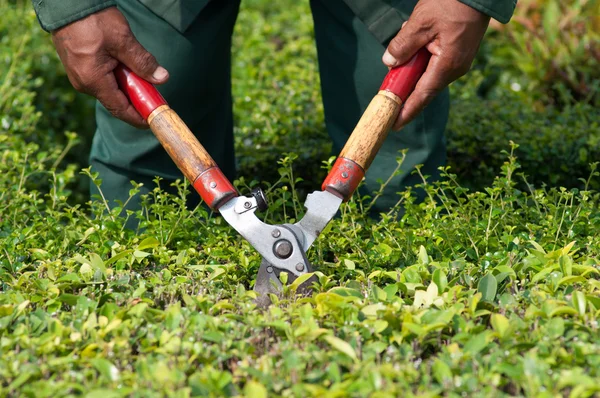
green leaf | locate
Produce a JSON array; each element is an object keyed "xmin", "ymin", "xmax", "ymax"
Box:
[
  {"xmin": 464, "ymin": 332, "xmax": 489, "ymax": 355},
  {"xmin": 558, "ymin": 276, "xmax": 585, "ymax": 287},
  {"xmin": 323, "ymin": 335, "xmax": 358, "ymax": 362},
  {"xmin": 89, "ymin": 253, "xmax": 107, "ymax": 274},
  {"xmin": 56, "ymin": 273, "xmax": 81, "ymax": 283},
  {"xmin": 549, "ymin": 306, "xmax": 579, "ymax": 317},
  {"xmin": 58, "ymin": 294, "xmax": 80, "ymax": 306},
  {"xmin": 586, "ymin": 295, "xmax": 600, "ymax": 310},
  {"xmin": 343, "ymin": 259, "xmax": 355, "ymax": 270},
  {"xmin": 561, "ymin": 241, "xmax": 576, "ymax": 256},
  {"xmin": 432, "ymin": 359, "xmax": 453, "ymax": 385},
  {"xmin": 85, "ymin": 390, "xmax": 122, "ymax": 398},
  {"xmin": 361, "ymin": 303, "xmax": 385, "ymax": 318},
  {"xmin": 433, "ymin": 269, "xmax": 448, "ymax": 293},
  {"xmin": 531, "ymin": 267, "xmax": 555, "ymax": 284},
  {"xmin": 91, "ymin": 358, "xmax": 119, "ymax": 382},
  {"xmin": 133, "ymin": 250, "xmax": 150, "ymax": 260},
  {"xmin": 105, "ymin": 249, "xmax": 133, "ymax": 265},
  {"xmin": 290, "ymin": 273, "xmax": 315, "ymax": 292},
  {"xmin": 7, "ymin": 372, "xmax": 31, "ymax": 392},
  {"xmin": 418, "ymin": 245, "xmax": 429, "ymax": 265},
  {"xmin": 542, "ymin": 0, "xmax": 560, "ymax": 45},
  {"xmin": 572, "ymin": 291, "xmax": 587, "ymax": 316},
  {"xmin": 559, "ymin": 254, "xmax": 573, "ymax": 276},
  {"xmin": 376, "ymin": 243, "xmax": 392, "ymax": 257},
  {"xmin": 244, "ymin": 381, "xmax": 267, "ymax": 398},
  {"xmin": 0, "ymin": 305, "xmax": 13, "ymax": 317},
  {"xmin": 279, "ymin": 271, "xmax": 288, "ymax": 285},
  {"xmin": 529, "ymin": 240, "xmax": 546, "ymax": 254},
  {"xmin": 329, "ymin": 287, "xmax": 363, "ymax": 299},
  {"xmin": 546, "ymin": 317, "xmax": 565, "ymax": 338},
  {"xmin": 137, "ymin": 237, "xmax": 160, "ymax": 251},
  {"xmin": 491, "ymin": 313, "xmax": 510, "ymax": 338},
  {"xmin": 477, "ymin": 273, "xmax": 497, "ymax": 302}
]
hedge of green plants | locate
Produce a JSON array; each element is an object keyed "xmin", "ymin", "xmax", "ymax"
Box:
[{"xmin": 1, "ymin": 1, "xmax": 599, "ymax": 397}]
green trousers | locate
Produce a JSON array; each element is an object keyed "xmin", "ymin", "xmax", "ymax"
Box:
[{"xmin": 90, "ymin": 0, "xmax": 448, "ymax": 214}]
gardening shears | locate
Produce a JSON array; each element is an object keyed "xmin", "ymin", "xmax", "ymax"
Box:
[{"xmin": 114, "ymin": 49, "xmax": 430, "ymax": 305}]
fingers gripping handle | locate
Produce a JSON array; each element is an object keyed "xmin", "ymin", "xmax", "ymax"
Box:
[
  {"xmin": 322, "ymin": 49, "xmax": 431, "ymax": 201},
  {"xmin": 380, "ymin": 48, "xmax": 431, "ymax": 102},
  {"xmin": 114, "ymin": 65, "xmax": 237, "ymax": 209}
]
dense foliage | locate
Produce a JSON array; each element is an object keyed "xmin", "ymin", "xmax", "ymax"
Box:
[
  {"xmin": 1, "ymin": 1, "xmax": 599, "ymax": 397},
  {"xmin": 483, "ymin": 0, "xmax": 600, "ymax": 108},
  {"xmin": 446, "ymin": 73, "xmax": 600, "ymax": 191}
]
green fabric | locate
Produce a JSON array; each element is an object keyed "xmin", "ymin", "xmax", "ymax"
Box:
[
  {"xmin": 89, "ymin": 0, "xmax": 239, "ymax": 213},
  {"xmin": 31, "ymin": 0, "xmax": 116, "ymax": 32},
  {"xmin": 457, "ymin": 0, "xmax": 517, "ymax": 23},
  {"xmin": 33, "ymin": 0, "xmax": 517, "ymax": 37},
  {"xmin": 313, "ymin": 0, "xmax": 448, "ymax": 213},
  {"xmin": 137, "ymin": 0, "xmax": 210, "ymax": 32},
  {"xmin": 31, "ymin": 0, "xmax": 209, "ymax": 33},
  {"xmin": 340, "ymin": 0, "xmax": 417, "ymax": 43}
]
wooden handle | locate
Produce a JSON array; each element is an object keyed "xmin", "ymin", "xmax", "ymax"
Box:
[
  {"xmin": 114, "ymin": 65, "xmax": 237, "ymax": 209},
  {"xmin": 322, "ymin": 49, "xmax": 431, "ymax": 201}
]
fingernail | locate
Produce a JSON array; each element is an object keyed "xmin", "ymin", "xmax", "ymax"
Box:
[
  {"xmin": 382, "ymin": 50, "xmax": 398, "ymax": 67},
  {"xmin": 152, "ymin": 66, "xmax": 168, "ymax": 81}
]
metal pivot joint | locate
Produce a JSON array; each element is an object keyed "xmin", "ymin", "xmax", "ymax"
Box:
[
  {"xmin": 220, "ymin": 194, "xmax": 310, "ymax": 278},
  {"xmin": 273, "ymin": 239, "xmax": 293, "ymax": 259}
]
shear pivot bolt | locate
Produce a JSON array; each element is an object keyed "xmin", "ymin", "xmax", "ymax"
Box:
[
  {"xmin": 243, "ymin": 201, "xmax": 252, "ymax": 209},
  {"xmin": 273, "ymin": 239, "xmax": 293, "ymax": 259},
  {"xmin": 295, "ymin": 263, "xmax": 305, "ymax": 272},
  {"xmin": 271, "ymin": 229, "xmax": 281, "ymax": 238},
  {"xmin": 266, "ymin": 266, "xmax": 273, "ymax": 273}
]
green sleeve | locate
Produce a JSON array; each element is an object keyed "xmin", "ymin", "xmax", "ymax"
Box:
[
  {"xmin": 457, "ymin": 0, "xmax": 517, "ymax": 23},
  {"xmin": 31, "ymin": 0, "xmax": 116, "ymax": 32}
]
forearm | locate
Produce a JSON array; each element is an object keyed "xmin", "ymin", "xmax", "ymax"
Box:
[
  {"xmin": 31, "ymin": 0, "xmax": 116, "ymax": 32},
  {"xmin": 457, "ymin": 0, "xmax": 517, "ymax": 23}
]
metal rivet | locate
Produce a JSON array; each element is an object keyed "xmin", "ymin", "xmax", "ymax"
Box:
[
  {"xmin": 243, "ymin": 201, "xmax": 252, "ymax": 209},
  {"xmin": 266, "ymin": 266, "xmax": 273, "ymax": 273},
  {"xmin": 295, "ymin": 263, "xmax": 305, "ymax": 272},
  {"xmin": 273, "ymin": 239, "xmax": 293, "ymax": 259},
  {"xmin": 341, "ymin": 172, "xmax": 349, "ymax": 178},
  {"xmin": 271, "ymin": 229, "xmax": 281, "ymax": 238},
  {"xmin": 210, "ymin": 181, "xmax": 217, "ymax": 188}
]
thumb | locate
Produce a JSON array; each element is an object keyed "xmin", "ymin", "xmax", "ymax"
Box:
[
  {"xmin": 114, "ymin": 35, "xmax": 169, "ymax": 84},
  {"xmin": 383, "ymin": 20, "xmax": 432, "ymax": 68}
]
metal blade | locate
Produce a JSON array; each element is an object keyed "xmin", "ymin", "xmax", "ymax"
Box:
[
  {"xmin": 295, "ymin": 190, "xmax": 343, "ymax": 251},
  {"xmin": 254, "ymin": 258, "xmax": 319, "ymax": 307},
  {"xmin": 254, "ymin": 258, "xmax": 283, "ymax": 307}
]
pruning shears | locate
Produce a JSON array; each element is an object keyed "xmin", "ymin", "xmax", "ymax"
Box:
[{"xmin": 114, "ymin": 49, "xmax": 430, "ymax": 304}]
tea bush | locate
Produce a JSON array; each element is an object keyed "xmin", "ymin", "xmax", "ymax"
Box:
[
  {"xmin": 484, "ymin": 0, "xmax": 600, "ymax": 108},
  {"xmin": 447, "ymin": 72, "xmax": 600, "ymax": 191},
  {"xmin": 1, "ymin": 1, "xmax": 600, "ymax": 397}
]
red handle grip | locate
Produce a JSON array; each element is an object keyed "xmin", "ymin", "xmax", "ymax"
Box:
[
  {"xmin": 323, "ymin": 49, "xmax": 430, "ymax": 201},
  {"xmin": 380, "ymin": 48, "xmax": 431, "ymax": 103},
  {"xmin": 113, "ymin": 64, "xmax": 237, "ymax": 210},
  {"xmin": 114, "ymin": 65, "xmax": 168, "ymax": 120}
]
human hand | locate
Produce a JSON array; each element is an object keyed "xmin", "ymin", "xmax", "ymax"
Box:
[
  {"xmin": 383, "ymin": 0, "xmax": 490, "ymax": 129},
  {"xmin": 51, "ymin": 7, "xmax": 169, "ymax": 128}
]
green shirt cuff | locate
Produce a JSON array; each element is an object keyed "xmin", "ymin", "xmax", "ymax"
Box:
[
  {"xmin": 31, "ymin": 0, "xmax": 117, "ymax": 32},
  {"xmin": 457, "ymin": 0, "xmax": 517, "ymax": 23}
]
